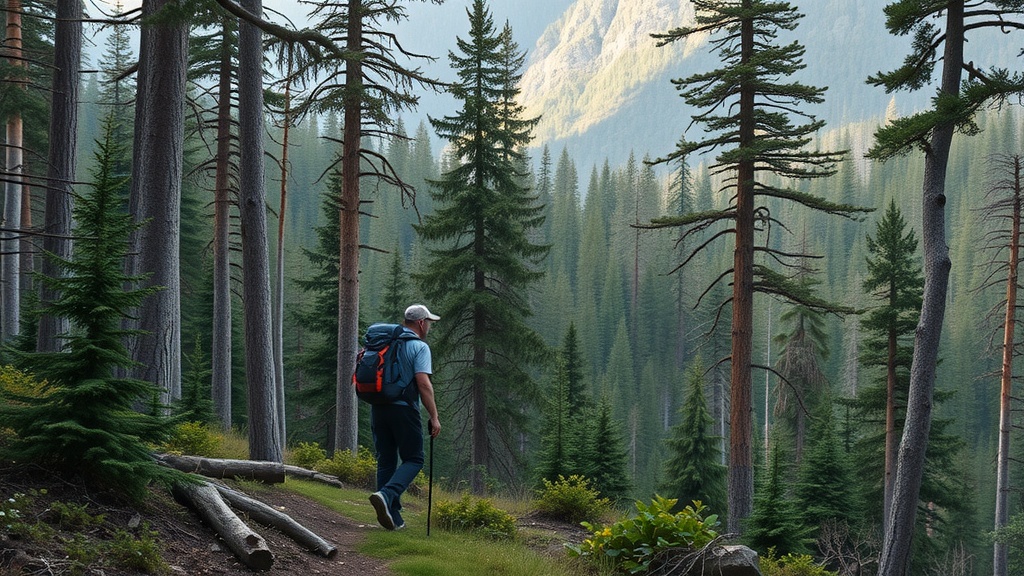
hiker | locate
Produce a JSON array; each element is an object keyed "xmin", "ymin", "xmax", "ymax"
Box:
[{"xmin": 369, "ymin": 304, "xmax": 442, "ymax": 531}]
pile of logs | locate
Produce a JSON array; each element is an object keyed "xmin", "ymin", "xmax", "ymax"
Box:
[{"xmin": 156, "ymin": 454, "xmax": 340, "ymax": 570}]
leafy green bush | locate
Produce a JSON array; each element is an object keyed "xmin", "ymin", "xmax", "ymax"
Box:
[
  {"xmin": 435, "ymin": 495, "xmax": 518, "ymax": 540},
  {"xmin": 535, "ymin": 474, "xmax": 610, "ymax": 524},
  {"xmin": 290, "ymin": 441, "xmax": 328, "ymax": 469},
  {"xmin": 759, "ymin": 549, "xmax": 839, "ymax": 576},
  {"xmin": 315, "ymin": 446, "xmax": 377, "ymax": 488},
  {"xmin": 568, "ymin": 495, "xmax": 719, "ymax": 574},
  {"xmin": 161, "ymin": 421, "xmax": 221, "ymax": 457}
]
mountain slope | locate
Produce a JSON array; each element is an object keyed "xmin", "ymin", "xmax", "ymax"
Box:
[
  {"xmin": 516, "ymin": 0, "xmax": 1016, "ymax": 171},
  {"xmin": 519, "ymin": 0, "xmax": 699, "ymax": 143}
]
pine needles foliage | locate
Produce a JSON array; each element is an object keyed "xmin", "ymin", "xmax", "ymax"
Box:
[{"xmin": 0, "ymin": 117, "xmax": 180, "ymax": 501}]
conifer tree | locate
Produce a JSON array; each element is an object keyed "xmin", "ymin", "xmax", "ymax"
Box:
[
  {"xmin": 535, "ymin": 354, "xmax": 574, "ymax": 484},
  {"xmin": 293, "ymin": 175, "xmax": 343, "ymax": 450},
  {"xmin": 650, "ymin": 0, "xmax": 868, "ymax": 532},
  {"xmin": 377, "ymin": 248, "xmax": 410, "ymax": 324},
  {"xmin": 744, "ymin": 446, "xmax": 814, "ymax": 556},
  {"xmin": 660, "ymin": 357, "xmax": 727, "ymax": 515},
  {"xmin": 586, "ymin": 396, "xmax": 632, "ymax": 504},
  {"xmin": 416, "ymin": 0, "xmax": 547, "ymax": 494},
  {"xmin": 793, "ymin": 403, "xmax": 859, "ymax": 535},
  {"xmin": 0, "ymin": 118, "xmax": 175, "ymax": 500},
  {"xmin": 858, "ymin": 199, "xmax": 922, "ymax": 534},
  {"xmin": 773, "ymin": 257, "xmax": 831, "ymax": 465}
]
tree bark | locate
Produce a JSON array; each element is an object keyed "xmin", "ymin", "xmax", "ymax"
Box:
[
  {"xmin": 2, "ymin": 0, "xmax": 23, "ymax": 342},
  {"xmin": 212, "ymin": 17, "xmax": 234, "ymax": 431},
  {"xmin": 36, "ymin": 0, "xmax": 82, "ymax": 353},
  {"xmin": 274, "ymin": 51, "xmax": 293, "ymax": 450},
  {"xmin": 213, "ymin": 483, "xmax": 338, "ymax": 558},
  {"xmin": 993, "ymin": 155, "xmax": 1021, "ymax": 576},
  {"xmin": 172, "ymin": 482, "xmax": 274, "ymax": 571},
  {"xmin": 883, "ymin": 311, "xmax": 897, "ymax": 535},
  {"xmin": 726, "ymin": 2, "xmax": 755, "ymax": 534},
  {"xmin": 128, "ymin": 0, "xmax": 187, "ymax": 404},
  {"xmin": 335, "ymin": 0, "xmax": 363, "ymax": 456},
  {"xmin": 238, "ymin": 0, "xmax": 282, "ymax": 462},
  {"xmin": 156, "ymin": 454, "xmax": 286, "ymax": 483},
  {"xmin": 877, "ymin": 4, "xmax": 962, "ymax": 575}
]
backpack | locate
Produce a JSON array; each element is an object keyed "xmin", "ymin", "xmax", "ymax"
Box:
[{"xmin": 352, "ymin": 323, "xmax": 420, "ymax": 405}]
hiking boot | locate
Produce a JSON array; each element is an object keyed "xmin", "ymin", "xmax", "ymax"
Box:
[{"xmin": 369, "ymin": 492, "xmax": 396, "ymax": 530}]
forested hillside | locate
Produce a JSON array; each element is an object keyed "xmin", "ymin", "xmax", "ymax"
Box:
[{"xmin": 4, "ymin": 1, "xmax": 1024, "ymax": 575}]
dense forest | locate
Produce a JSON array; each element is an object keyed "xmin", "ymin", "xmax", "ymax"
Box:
[{"xmin": 4, "ymin": 0, "xmax": 1024, "ymax": 575}]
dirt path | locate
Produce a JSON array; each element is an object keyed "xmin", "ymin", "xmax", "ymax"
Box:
[{"xmin": 156, "ymin": 487, "xmax": 393, "ymax": 575}]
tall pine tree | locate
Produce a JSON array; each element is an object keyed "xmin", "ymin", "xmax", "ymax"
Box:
[
  {"xmin": 650, "ymin": 0, "xmax": 868, "ymax": 532},
  {"xmin": 416, "ymin": 0, "xmax": 547, "ymax": 494}
]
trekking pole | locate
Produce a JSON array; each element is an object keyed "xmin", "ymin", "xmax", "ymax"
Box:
[{"xmin": 427, "ymin": 434, "xmax": 434, "ymax": 536}]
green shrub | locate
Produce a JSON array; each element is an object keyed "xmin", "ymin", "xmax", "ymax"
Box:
[
  {"xmin": 1, "ymin": 490, "xmax": 54, "ymax": 542},
  {"xmin": 161, "ymin": 421, "xmax": 221, "ymax": 457},
  {"xmin": 64, "ymin": 533, "xmax": 101, "ymax": 575},
  {"xmin": 435, "ymin": 495, "xmax": 518, "ymax": 540},
  {"xmin": 290, "ymin": 441, "xmax": 327, "ymax": 469},
  {"xmin": 106, "ymin": 523, "xmax": 168, "ymax": 574},
  {"xmin": 47, "ymin": 501, "xmax": 106, "ymax": 529},
  {"xmin": 535, "ymin": 474, "xmax": 610, "ymax": 524},
  {"xmin": 759, "ymin": 549, "xmax": 839, "ymax": 576},
  {"xmin": 568, "ymin": 495, "xmax": 719, "ymax": 574},
  {"xmin": 315, "ymin": 446, "xmax": 377, "ymax": 488}
]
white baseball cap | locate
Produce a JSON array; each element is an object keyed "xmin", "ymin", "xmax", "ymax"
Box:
[{"xmin": 405, "ymin": 304, "xmax": 441, "ymax": 321}]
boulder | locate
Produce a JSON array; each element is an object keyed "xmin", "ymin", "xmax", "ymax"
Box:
[
  {"xmin": 699, "ymin": 545, "xmax": 762, "ymax": 576},
  {"xmin": 671, "ymin": 544, "xmax": 762, "ymax": 576}
]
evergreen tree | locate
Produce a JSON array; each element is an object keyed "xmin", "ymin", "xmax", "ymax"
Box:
[
  {"xmin": 586, "ymin": 396, "xmax": 632, "ymax": 504},
  {"xmin": 292, "ymin": 175, "xmax": 343, "ymax": 450},
  {"xmin": 744, "ymin": 446, "xmax": 814, "ymax": 556},
  {"xmin": 650, "ymin": 0, "xmax": 869, "ymax": 531},
  {"xmin": 535, "ymin": 355, "xmax": 574, "ymax": 484},
  {"xmin": 416, "ymin": 0, "xmax": 547, "ymax": 493},
  {"xmin": 793, "ymin": 403, "xmax": 859, "ymax": 535},
  {"xmin": 377, "ymin": 248, "xmax": 410, "ymax": 324},
  {"xmin": 299, "ymin": 0, "xmax": 446, "ymax": 454},
  {"xmin": 772, "ymin": 256, "xmax": 831, "ymax": 466},
  {"xmin": 660, "ymin": 357, "xmax": 727, "ymax": 515},
  {"xmin": 857, "ymin": 199, "xmax": 922, "ymax": 532},
  {"xmin": 0, "ymin": 117, "xmax": 176, "ymax": 500}
]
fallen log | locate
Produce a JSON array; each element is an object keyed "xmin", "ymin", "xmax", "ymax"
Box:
[
  {"xmin": 172, "ymin": 481, "xmax": 274, "ymax": 571},
  {"xmin": 281, "ymin": 464, "xmax": 345, "ymax": 488},
  {"xmin": 213, "ymin": 483, "xmax": 338, "ymax": 558},
  {"xmin": 156, "ymin": 454, "xmax": 286, "ymax": 483}
]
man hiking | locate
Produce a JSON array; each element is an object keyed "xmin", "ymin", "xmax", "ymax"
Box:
[{"xmin": 369, "ymin": 304, "xmax": 442, "ymax": 530}]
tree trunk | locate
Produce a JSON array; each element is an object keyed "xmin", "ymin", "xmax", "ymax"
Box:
[
  {"xmin": 883, "ymin": 319, "xmax": 897, "ymax": 535},
  {"xmin": 335, "ymin": 0, "xmax": 363, "ymax": 456},
  {"xmin": 213, "ymin": 483, "xmax": 338, "ymax": 558},
  {"xmin": 993, "ymin": 155, "xmax": 1021, "ymax": 576},
  {"xmin": 238, "ymin": 0, "xmax": 282, "ymax": 462},
  {"xmin": 36, "ymin": 0, "xmax": 82, "ymax": 353},
  {"xmin": 274, "ymin": 51, "xmax": 293, "ymax": 450},
  {"xmin": 726, "ymin": 3, "xmax": 755, "ymax": 534},
  {"xmin": 128, "ymin": 0, "xmax": 186, "ymax": 404},
  {"xmin": 2, "ymin": 0, "xmax": 23, "ymax": 342},
  {"xmin": 877, "ymin": 5, "xmax": 962, "ymax": 575},
  {"xmin": 171, "ymin": 482, "xmax": 274, "ymax": 571},
  {"xmin": 212, "ymin": 17, "xmax": 234, "ymax": 431}
]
